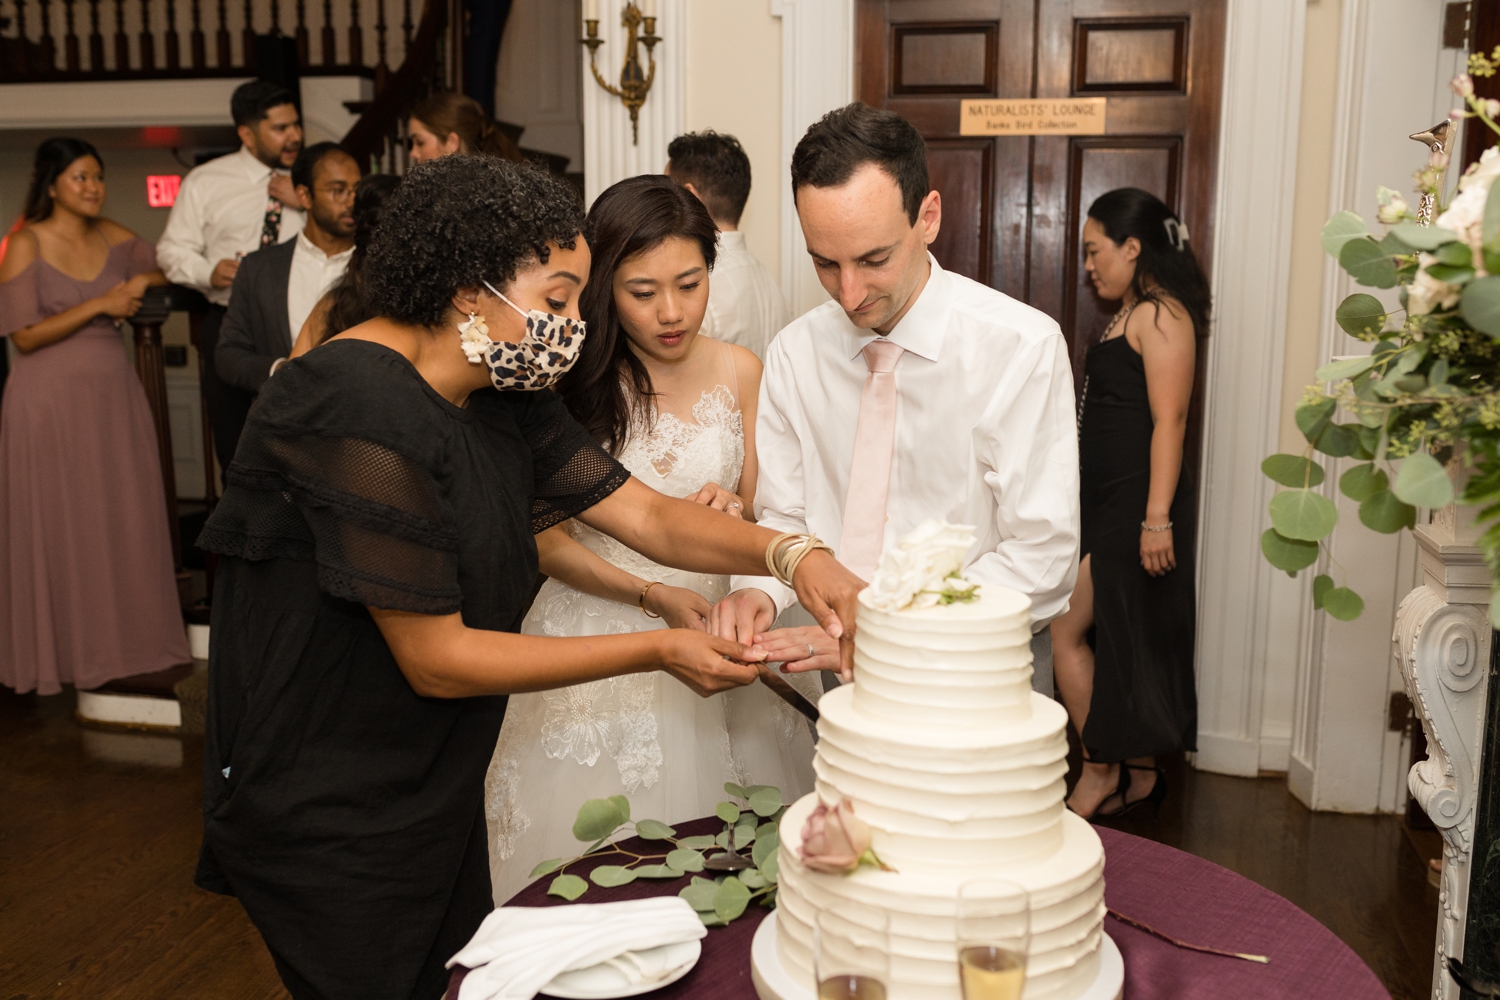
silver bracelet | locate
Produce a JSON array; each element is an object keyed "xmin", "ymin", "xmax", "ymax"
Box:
[{"xmin": 1141, "ymin": 521, "xmax": 1173, "ymax": 533}]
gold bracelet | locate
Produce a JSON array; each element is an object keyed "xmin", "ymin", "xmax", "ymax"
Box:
[
  {"xmin": 1141, "ymin": 520, "xmax": 1173, "ymax": 533},
  {"xmin": 765, "ymin": 533, "xmax": 835, "ymax": 588},
  {"xmin": 639, "ymin": 581, "xmax": 663, "ymax": 618}
]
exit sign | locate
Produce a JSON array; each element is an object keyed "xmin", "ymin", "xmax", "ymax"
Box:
[{"xmin": 146, "ymin": 175, "xmax": 181, "ymax": 208}]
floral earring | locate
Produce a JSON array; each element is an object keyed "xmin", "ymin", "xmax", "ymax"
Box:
[{"xmin": 458, "ymin": 311, "xmax": 491, "ymax": 365}]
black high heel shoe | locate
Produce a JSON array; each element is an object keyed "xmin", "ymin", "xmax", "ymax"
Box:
[
  {"xmin": 1068, "ymin": 762, "xmax": 1131, "ymax": 822},
  {"xmin": 1103, "ymin": 764, "xmax": 1168, "ymax": 819}
]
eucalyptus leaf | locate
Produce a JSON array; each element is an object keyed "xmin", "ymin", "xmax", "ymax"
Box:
[
  {"xmin": 573, "ymin": 798, "xmax": 627, "ymax": 842},
  {"xmin": 1269, "ymin": 490, "xmax": 1338, "ymax": 541},
  {"xmin": 1431, "ymin": 358, "xmax": 1450, "ymax": 385},
  {"xmin": 589, "ymin": 865, "xmax": 639, "ymax": 888},
  {"xmin": 666, "ymin": 848, "xmax": 706, "ymax": 872},
  {"xmin": 1295, "ymin": 398, "xmax": 1337, "ymax": 443},
  {"xmin": 1390, "ymin": 220, "xmax": 1461, "ymax": 250},
  {"xmin": 1392, "ymin": 452, "xmax": 1455, "ymax": 508},
  {"xmin": 755, "ymin": 822, "xmax": 779, "ymax": 840},
  {"xmin": 634, "ymin": 864, "xmax": 685, "ymax": 879},
  {"xmin": 1339, "ymin": 463, "xmax": 1388, "ymax": 501},
  {"xmin": 1334, "ymin": 294, "xmax": 1387, "ymax": 338},
  {"xmin": 635, "ymin": 819, "xmax": 677, "ymax": 841},
  {"xmin": 529, "ymin": 858, "xmax": 564, "ymax": 878},
  {"xmin": 697, "ymin": 911, "xmax": 728, "ymax": 927},
  {"xmin": 677, "ymin": 835, "xmax": 717, "ymax": 850},
  {"xmin": 1339, "ymin": 237, "xmax": 1399, "ymax": 289},
  {"xmin": 724, "ymin": 782, "xmax": 748, "ymax": 799},
  {"xmin": 1261, "ymin": 454, "xmax": 1326, "ymax": 488},
  {"xmin": 715, "ymin": 802, "xmax": 742, "ymax": 824},
  {"xmin": 1323, "ymin": 587, "xmax": 1366, "ymax": 621},
  {"xmin": 549, "ymin": 874, "xmax": 589, "ymax": 901},
  {"xmin": 1425, "ymin": 263, "xmax": 1474, "ymax": 283},
  {"xmin": 715, "ymin": 830, "xmax": 733, "ymax": 850},
  {"xmin": 741, "ymin": 869, "xmax": 769, "ymax": 889},
  {"xmin": 1436, "ymin": 241, "xmax": 1474, "ymax": 267},
  {"xmin": 752, "ymin": 829, "xmax": 781, "ymax": 870},
  {"xmin": 608, "ymin": 795, "xmax": 631, "ymax": 823},
  {"xmin": 760, "ymin": 851, "xmax": 780, "ymax": 882},
  {"xmin": 1484, "ymin": 174, "xmax": 1500, "ymax": 246},
  {"xmin": 1321, "ymin": 210, "xmax": 1368, "ymax": 257},
  {"xmin": 1462, "ymin": 275, "xmax": 1500, "ymax": 337},
  {"xmin": 734, "ymin": 822, "xmax": 757, "ymax": 849},
  {"xmin": 714, "ymin": 876, "xmax": 753, "ymax": 923},
  {"xmin": 1314, "ymin": 423, "xmax": 1361, "ymax": 458},
  {"xmin": 1260, "ymin": 528, "xmax": 1319, "ymax": 573},
  {"xmin": 1316, "ymin": 355, "xmax": 1376, "ymax": 382},
  {"xmin": 743, "ymin": 785, "xmax": 775, "ymax": 797},
  {"xmin": 748, "ymin": 787, "xmax": 785, "ymax": 817},
  {"xmin": 1312, "ymin": 574, "xmax": 1334, "ymax": 610},
  {"xmin": 1358, "ymin": 490, "xmax": 1417, "ymax": 533},
  {"xmin": 679, "ymin": 876, "xmax": 719, "ymax": 911}
]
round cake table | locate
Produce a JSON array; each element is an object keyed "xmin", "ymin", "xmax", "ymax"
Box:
[{"xmin": 444, "ymin": 818, "xmax": 1391, "ymax": 1000}]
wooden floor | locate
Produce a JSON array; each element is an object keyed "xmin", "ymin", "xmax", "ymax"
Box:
[{"xmin": 1, "ymin": 689, "xmax": 1436, "ymax": 1000}]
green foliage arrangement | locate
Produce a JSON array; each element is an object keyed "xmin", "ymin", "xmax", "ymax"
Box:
[
  {"xmin": 530, "ymin": 782, "xmax": 785, "ymax": 926},
  {"xmin": 1260, "ymin": 76, "xmax": 1500, "ymax": 623}
]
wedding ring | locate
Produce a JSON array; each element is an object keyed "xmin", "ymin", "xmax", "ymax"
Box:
[
  {"xmin": 807, "ymin": 643, "xmax": 814, "ymax": 659},
  {"xmin": 729, "ymin": 502, "xmax": 740, "ymax": 510}
]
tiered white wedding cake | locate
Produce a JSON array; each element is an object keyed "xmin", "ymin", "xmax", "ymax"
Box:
[{"xmin": 773, "ymin": 524, "xmax": 1106, "ymax": 999}]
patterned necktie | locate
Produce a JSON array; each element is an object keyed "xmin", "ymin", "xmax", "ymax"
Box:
[
  {"xmin": 839, "ymin": 338, "xmax": 905, "ymax": 581},
  {"xmin": 260, "ymin": 194, "xmax": 282, "ymax": 247}
]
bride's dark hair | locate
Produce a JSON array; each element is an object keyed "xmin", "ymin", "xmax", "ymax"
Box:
[
  {"xmin": 558, "ymin": 174, "xmax": 718, "ymax": 453},
  {"xmin": 1086, "ymin": 187, "xmax": 1211, "ymax": 336}
]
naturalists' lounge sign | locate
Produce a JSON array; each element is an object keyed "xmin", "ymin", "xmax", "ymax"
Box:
[{"xmin": 959, "ymin": 98, "xmax": 1107, "ymax": 136}]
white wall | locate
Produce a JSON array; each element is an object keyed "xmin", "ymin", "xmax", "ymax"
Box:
[{"xmin": 495, "ymin": 0, "xmax": 585, "ymax": 171}]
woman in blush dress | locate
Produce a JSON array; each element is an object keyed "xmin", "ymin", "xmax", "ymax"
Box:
[
  {"xmin": 1052, "ymin": 187, "xmax": 1209, "ymax": 820},
  {"xmin": 485, "ymin": 175, "xmax": 819, "ymax": 904},
  {"xmin": 0, "ymin": 137, "xmax": 190, "ymax": 694}
]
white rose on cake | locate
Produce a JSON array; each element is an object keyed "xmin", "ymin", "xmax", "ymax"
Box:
[{"xmin": 865, "ymin": 520, "xmax": 981, "ymax": 611}]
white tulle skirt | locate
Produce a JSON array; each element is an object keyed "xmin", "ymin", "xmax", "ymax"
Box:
[{"xmin": 484, "ymin": 572, "xmax": 820, "ymax": 905}]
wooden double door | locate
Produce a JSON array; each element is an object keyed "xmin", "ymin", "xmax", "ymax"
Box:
[{"xmin": 857, "ymin": 0, "xmax": 1225, "ymax": 389}]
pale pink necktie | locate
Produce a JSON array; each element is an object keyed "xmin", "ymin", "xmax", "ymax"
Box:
[{"xmin": 840, "ymin": 338, "xmax": 905, "ymax": 580}]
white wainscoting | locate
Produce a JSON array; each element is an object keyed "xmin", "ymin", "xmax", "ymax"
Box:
[{"xmin": 166, "ymin": 368, "xmax": 205, "ymax": 501}]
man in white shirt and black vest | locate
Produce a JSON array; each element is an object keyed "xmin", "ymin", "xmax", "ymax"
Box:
[
  {"xmin": 666, "ymin": 130, "xmax": 790, "ymax": 359},
  {"xmin": 215, "ymin": 142, "xmax": 358, "ymax": 397},
  {"xmin": 157, "ymin": 80, "xmax": 304, "ymax": 469},
  {"xmin": 709, "ymin": 103, "xmax": 1080, "ymax": 697}
]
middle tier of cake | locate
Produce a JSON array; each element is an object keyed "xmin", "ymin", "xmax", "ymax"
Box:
[{"xmin": 815, "ymin": 685, "xmax": 1070, "ymax": 870}]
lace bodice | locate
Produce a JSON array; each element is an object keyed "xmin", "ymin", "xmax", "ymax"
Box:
[{"xmin": 570, "ymin": 384, "xmax": 744, "ymax": 588}]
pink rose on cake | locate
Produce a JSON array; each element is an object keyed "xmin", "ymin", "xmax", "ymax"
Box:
[{"xmin": 799, "ymin": 798, "xmax": 895, "ymax": 874}]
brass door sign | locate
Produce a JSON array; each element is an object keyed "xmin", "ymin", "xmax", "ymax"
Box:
[{"xmin": 959, "ymin": 98, "xmax": 1108, "ymax": 136}]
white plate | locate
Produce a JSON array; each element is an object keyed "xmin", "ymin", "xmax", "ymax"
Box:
[{"xmin": 541, "ymin": 939, "xmax": 703, "ymax": 999}]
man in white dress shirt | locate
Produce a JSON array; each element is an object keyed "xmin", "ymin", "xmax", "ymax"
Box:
[
  {"xmin": 157, "ymin": 80, "xmax": 304, "ymax": 469},
  {"xmin": 215, "ymin": 142, "xmax": 358, "ymax": 398},
  {"xmin": 709, "ymin": 103, "xmax": 1079, "ymax": 696},
  {"xmin": 666, "ymin": 130, "xmax": 790, "ymax": 358}
]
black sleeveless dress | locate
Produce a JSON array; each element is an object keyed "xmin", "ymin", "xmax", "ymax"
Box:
[{"xmin": 1078, "ymin": 331, "xmax": 1198, "ymax": 763}]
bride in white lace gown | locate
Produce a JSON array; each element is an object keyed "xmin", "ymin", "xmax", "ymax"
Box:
[{"xmin": 485, "ymin": 177, "xmax": 817, "ymax": 904}]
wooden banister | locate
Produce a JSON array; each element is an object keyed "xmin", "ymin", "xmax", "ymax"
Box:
[{"xmin": 340, "ymin": 0, "xmax": 453, "ymax": 171}]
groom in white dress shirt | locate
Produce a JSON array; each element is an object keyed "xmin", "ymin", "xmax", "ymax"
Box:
[{"xmin": 708, "ymin": 103, "xmax": 1079, "ymax": 696}]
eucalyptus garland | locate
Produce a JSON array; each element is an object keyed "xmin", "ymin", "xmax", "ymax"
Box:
[
  {"xmin": 529, "ymin": 783, "xmax": 785, "ymax": 926},
  {"xmin": 1260, "ymin": 72, "xmax": 1500, "ymax": 624}
]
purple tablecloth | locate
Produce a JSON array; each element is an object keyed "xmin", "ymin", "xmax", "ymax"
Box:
[{"xmin": 446, "ymin": 819, "xmax": 1390, "ymax": 1000}]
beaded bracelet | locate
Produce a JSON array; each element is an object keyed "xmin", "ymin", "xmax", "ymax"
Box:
[
  {"xmin": 1141, "ymin": 521, "xmax": 1173, "ymax": 533},
  {"xmin": 765, "ymin": 533, "xmax": 835, "ymax": 588}
]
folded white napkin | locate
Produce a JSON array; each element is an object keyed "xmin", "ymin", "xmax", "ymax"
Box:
[{"xmin": 448, "ymin": 896, "xmax": 708, "ymax": 1000}]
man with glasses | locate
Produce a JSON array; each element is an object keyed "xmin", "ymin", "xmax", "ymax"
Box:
[{"xmin": 215, "ymin": 143, "xmax": 359, "ymax": 403}]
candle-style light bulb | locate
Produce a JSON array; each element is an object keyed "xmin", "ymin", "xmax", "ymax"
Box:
[
  {"xmin": 642, "ymin": 0, "xmax": 656, "ymax": 16},
  {"xmin": 584, "ymin": 0, "xmax": 598, "ymax": 20}
]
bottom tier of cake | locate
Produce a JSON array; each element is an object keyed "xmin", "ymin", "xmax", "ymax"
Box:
[{"xmin": 775, "ymin": 794, "xmax": 1106, "ymax": 1000}]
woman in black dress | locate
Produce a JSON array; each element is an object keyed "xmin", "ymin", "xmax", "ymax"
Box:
[
  {"xmin": 1052, "ymin": 188, "xmax": 1209, "ymax": 820},
  {"xmin": 194, "ymin": 156, "xmax": 862, "ymax": 1000}
]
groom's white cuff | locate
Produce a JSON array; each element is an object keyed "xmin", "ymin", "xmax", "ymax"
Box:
[{"xmin": 727, "ymin": 573, "xmax": 797, "ymax": 620}]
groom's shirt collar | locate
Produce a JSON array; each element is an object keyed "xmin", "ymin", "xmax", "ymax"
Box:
[{"xmin": 843, "ymin": 252, "xmax": 950, "ymax": 363}]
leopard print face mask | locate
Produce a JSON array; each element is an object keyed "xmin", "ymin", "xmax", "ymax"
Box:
[{"xmin": 457, "ymin": 280, "xmax": 585, "ymax": 391}]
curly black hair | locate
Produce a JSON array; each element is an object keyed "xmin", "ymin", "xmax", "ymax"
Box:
[{"xmin": 364, "ymin": 155, "xmax": 586, "ymax": 327}]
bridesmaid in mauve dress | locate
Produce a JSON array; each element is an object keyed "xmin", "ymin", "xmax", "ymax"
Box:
[{"xmin": 0, "ymin": 137, "xmax": 190, "ymax": 695}]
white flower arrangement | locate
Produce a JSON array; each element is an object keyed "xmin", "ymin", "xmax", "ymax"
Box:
[{"xmin": 864, "ymin": 520, "xmax": 981, "ymax": 611}]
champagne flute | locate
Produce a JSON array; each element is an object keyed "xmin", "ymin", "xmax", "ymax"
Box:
[
  {"xmin": 814, "ymin": 908, "xmax": 890, "ymax": 1000},
  {"xmin": 956, "ymin": 878, "xmax": 1030, "ymax": 1000}
]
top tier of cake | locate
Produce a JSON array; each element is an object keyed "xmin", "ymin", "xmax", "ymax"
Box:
[{"xmin": 853, "ymin": 585, "xmax": 1034, "ymax": 728}]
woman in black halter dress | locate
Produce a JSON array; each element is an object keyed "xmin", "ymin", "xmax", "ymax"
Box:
[{"xmin": 1053, "ymin": 188, "xmax": 1210, "ymax": 820}]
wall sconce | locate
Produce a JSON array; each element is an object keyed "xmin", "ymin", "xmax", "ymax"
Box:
[{"xmin": 581, "ymin": 0, "xmax": 661, "ymax": 145}]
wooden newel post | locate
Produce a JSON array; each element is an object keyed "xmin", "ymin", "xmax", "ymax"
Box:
[{"xmin": 129, "ymin": 288, "xmax": 182, "ymax": 572}]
